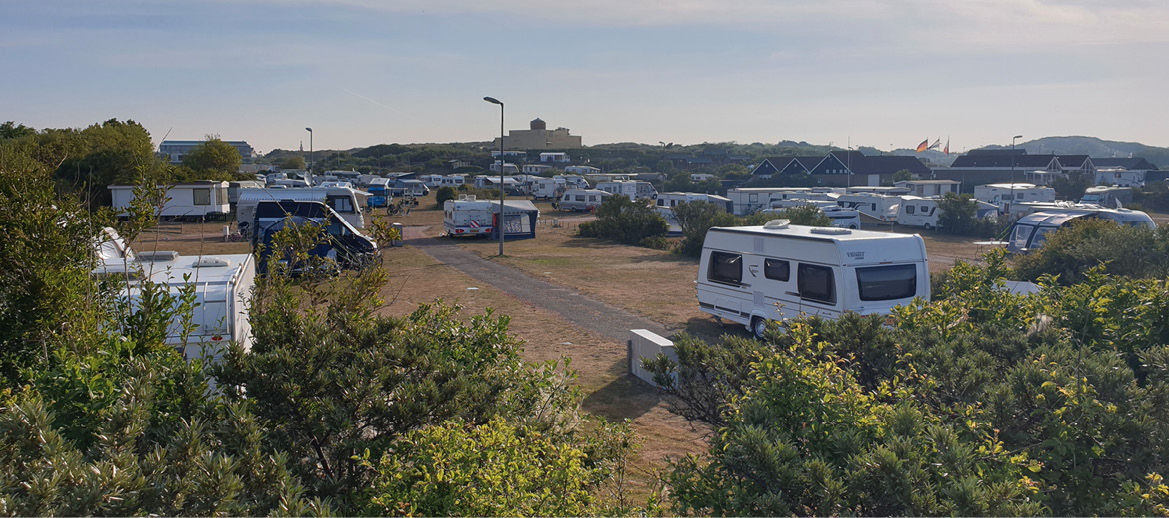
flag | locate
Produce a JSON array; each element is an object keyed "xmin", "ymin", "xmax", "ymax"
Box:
[
  {"xmin": 944, "ymin": 137, "xmax": 950, "ymax": 155},
  {"xmin": 915, "ymin": 139, "xmax": 928, "ymax": 153},
  {"xmin": 928, "ymin": 138, "xmax": 941, "ymax": 150}
]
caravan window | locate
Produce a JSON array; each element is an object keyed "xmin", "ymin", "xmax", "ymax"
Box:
[
  {"xmin": 764, "ymin": 258, "xmax": 790, "ymax": 281},
  {"xmin": 1011, "ymin": 224, "xmax": 1035, "ymax": 250},
  {"xmin": 797, "ymin": 263, "xmax": 836, "ymax": 305},
  {"xmin": 193, "ymin": 188, "xmax": 211, "ymax": 205},
  {"xmin": 905, "ymin": 205, "xmax": 915, "ymax": 215},
  {"xmin": 328, "ymin": 195, "xmax": 355, "ymax": 214},
  {"xmin": 856, "ymin": 264, "xmax": 917, "ymax": 301},
  {"xmin": 708, "ymin": 251, "xmax": 742, "ymax": 285},
  {"xmin": 1031, "ymin": 226, "xmax": 1058, "ymax": 248}
]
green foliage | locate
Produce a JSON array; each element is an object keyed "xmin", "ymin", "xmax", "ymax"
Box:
[
  {"xmin": 1135, "ymin": 181, "xmax": 1169, "ymax": 212},
  {"xmin": 434, "ymin": 186, "xmax": 458, "ymax": 207},
  {"xmin": 361, "ymin": 417, "xmax": 631, "ymax": 516},
  {"xmin": 1012, "ymin": 219, "xmax": 1169, "ymax": 284},
  {"xmin": 1052, "ymin": 170, "xmax": 1094, "ymax": 200},
  {"xmin": 892, "ymin": 169, "xmax": 916, "ymax": 182},
  {"xmin": 672, "ymin": 201, "xmax": 737, "ymax": 258},
  {"xmin": 182, "ymin": 138, "xmax": 243, "ymax": 175},
  {"xmin": 935, "ymin": 192, "xmax": 1004, "ymax": 237},
  {"xmin": 278, "ymin": 155, "xmax": 306, "ymax": 170},
  {"xmin": 578, "ymin": 195, "xmax": 668, "ymax": 246},
  {"xmin": 650, "ymin": 251, "xmax": 1169, "ymax": 516}
]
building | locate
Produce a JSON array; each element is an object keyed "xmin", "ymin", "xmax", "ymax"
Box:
[
  {"xmin": 522, "ymin": 164, "xmax": 553, "ymax": 175},
  {"xmin": 749, "ymin": 151, "xmax": 932, "ymax": 187},
  {"xmin": 159, "ymin": 140, "xmax": 255, "ymax": 164},
  {"xmin": 932, "ymin": 149, "xmax": 1097, "ymax": 190},
  {"xmin": 492, "ymin": 118, "xmax": 583, "ymax": 150}
]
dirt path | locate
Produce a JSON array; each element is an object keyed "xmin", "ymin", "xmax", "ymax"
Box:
[{"xmin": 409, "ymin": 232, "xmax": 675, "ymax": 342}]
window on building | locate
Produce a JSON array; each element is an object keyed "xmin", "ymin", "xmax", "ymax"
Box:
[
  {"xmin": 856, "ymin": 264, "xmax": 917, "ymax": 301},
  {"xmin": 764, "ymin": 258, "xmax": 790, "ymax": 281},
  {"xmin": 708, "ymin": 251, "xmax": 742, "ymax": 285},
  {"xmin": 797, "ymin": 263, "xmax": 836, "ymax": 305},
  {"xmin": 193, "ymin": 188, "xmax": 210, "ymax": 206}
]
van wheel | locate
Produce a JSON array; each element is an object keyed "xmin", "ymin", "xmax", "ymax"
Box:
[
  {"xmin": 923, "ymin": 223, "xmax": 934, "ymax": 230},
  {"xmin": 751, "ymin": 317, "xmax": 768, "ymax": 340}
]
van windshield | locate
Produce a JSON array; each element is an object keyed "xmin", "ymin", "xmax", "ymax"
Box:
[{"xmin": 856, "ymin": 264, "xmax": 917, "ymax": 301}]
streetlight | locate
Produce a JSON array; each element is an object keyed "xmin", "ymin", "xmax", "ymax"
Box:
[
  {"xmin": 483, "ymin": 96, "xmax": 504, "ymax": 256},
  {"xmin": 305, "ymin": 127, "xmax": 314, "ymax": 185},
  {"xmin": 1010, "ymin": 134, "xmax": 1022, "ymax": 218}
]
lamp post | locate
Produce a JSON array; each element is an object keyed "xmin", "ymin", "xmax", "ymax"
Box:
[
  {"xmin": 1010, "ymin": 134, "xmax": 1022, "ymax": 218},
  {"xmin": 484, "ymin": 96, "xmax": 504, "ymax": 256},
  {"xmin": 305, "ymin": 127, "xmax": 314, "ymax": 185}
]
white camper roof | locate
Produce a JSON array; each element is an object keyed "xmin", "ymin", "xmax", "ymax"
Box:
[{"xmin": 706, "ymin": 222, "xmax": 926, "ymax": 267}]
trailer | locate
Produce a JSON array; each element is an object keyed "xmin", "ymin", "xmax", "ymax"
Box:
[
  {"xmin": 1007, "ymin": 208, "xmax": 1156, "ymax": 253},
  {"xmin": 656, "ymin": 192, "xmax": 734, "ymax": 213},
  {"xmin": 726, "ymin": 187, "xmax": 820, "ymax": 216},
  {"xmin": 697, "ymin": 220, "xmax": 929, "ymax": 338},
  {"xmin": 834, "ymin": 193, "xmax": 901, "ymax": 222},
  {"xmin": 236, "ymin": 187, "xmax": 368, "ymax": 231},
  {"xmin": 973, "ymin": 183, "xmax": 1056, "ymax": 218},
  {"xmin": 94, "ymin": 228, "xmax": 255, "ymax": 361},
  {"xmin": 109, "ymin": 181, "xmax": 231, "ymax": 220}
]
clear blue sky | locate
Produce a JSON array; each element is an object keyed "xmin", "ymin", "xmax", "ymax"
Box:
[{"xmin": 4, "ymin": 0, "xmax": 1167, "ymax": 154}]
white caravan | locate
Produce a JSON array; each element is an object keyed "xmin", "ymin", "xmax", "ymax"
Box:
[
  {"xmin": 973, "ymin": 183, "xmax": 1056, "ymax": 218},
  {"xmin": 236, "ymin": 187, "xmax": 368, "ymax": 230},
  {"xmin": 558, "ymin": 189, "xmax": 612, "ymax": 212},
  {"xmin": 834, "ymin": 193, "xmax": 901, "ymax": 222},
  {"xmin": 109, "ymin": 181, "xmax": 231, "ymax": 220},
  {"xmin": 697, "ymin": 220, "xmax": 929, "ymax": 338},
  {"xmin": 554, "ymin": 175, "xmax": 590, "ymax": 189},
  {"xmin": 95, "ymin": 228, "xmax": 255, "ymax": 361},
  {"xmin": 596, "ymin": 180, "xmax": 658, "ymax": 201},
  {"xmin": 443, "ymin": 195, "xmax": 540, "ymax": 238},
  {"xmin": 530, "ymin": 178, "xmax": 564, "ymax": 200},
  {"xmin": 727, "ymin": 188, "xmax": 791, "ymax": 216},
  {"xmin": 761, "ymin": 204, "xmax": 862, "ymax": 229},
  {"xmin": 656, "ymin": 192, "xmax": 734, "ymax": 213}
]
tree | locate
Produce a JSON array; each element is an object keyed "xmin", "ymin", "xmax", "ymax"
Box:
[
  {"xmin": 892, "ymin": 169, "xmax": 916, "ymax": 182},
  {"xmin": 672, "ymin": 201, "xmax": 736, "ymax": 258},
  {"xmin": 0, "ymin": 121, "xmax": 35, "ymax": 140},
  {"xmin": 182, "ymin": 138, "xmax": 242, "ymax": 174},
  {"xmin": 434, "ymin": 186, "xmax": 458, "ymax": 207},
  {"xmin": 1052, "ymin": 170, "xmax": 1094, "ymax": 200},
  {"xmin": 279, "ymin": 155, "xmax": 306, "ymax": 170}
]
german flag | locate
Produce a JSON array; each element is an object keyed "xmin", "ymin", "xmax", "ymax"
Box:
[{"xmin": 915, "ymin": 139, "xmax": 929, "ymax": 153}]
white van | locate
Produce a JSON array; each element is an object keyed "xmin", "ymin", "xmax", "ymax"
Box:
[
  {"xmin": 558, "ymin": 189, "xmax": 612, "ymax": 212},
  {"xmin": 697, "ymin": 220, "xmax": 929, "ymax": 338}
]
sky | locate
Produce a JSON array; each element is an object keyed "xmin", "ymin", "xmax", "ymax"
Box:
[{"xmin": 4, "ymin": 0, "xmax": 1169, "ymax": 155}]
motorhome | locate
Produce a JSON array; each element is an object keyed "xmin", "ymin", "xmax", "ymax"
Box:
[
  {"xmin": 973, "ymin": 183, "xmax": 1056, "ymax": 218},
  {"xmin": 656, "ymin": 192, "xmax": 734, "ymax": 213},
  {"xmin": 834, "ymin": 193, "xmax": 901, "ymax": 222},
  {"xmin": 1007, "ymin": 208, "xmax": 1156, "ymax": 253},
  {"xmin": 389, "ymin": 179, "xmax": 430, "ymax": 197},
  {"xmin": 555, "ymin": 175, "xmax": 590, "ymax": 189},
  {"xmin": 443, "ymin": 195, "xmax": 540, "ymax": 239},
  {"xmin": 419, "ymin": 174, "xmax": 445, "ymax": 188},
  {"xmin": 236, "ymin": 186, "xmax": 368, "ymax": 231},
  {"xmin": 558, "ymin": 189, "xmax": 612, "ymax": 212},
  {"xmin": 1079, "ymin": 185, "xmax": 1134, "ymax": 207},
  {"xmin": 596, "ymin": 180, "xmax": 658, "ymax": 201},
  {"xmin": 697, "ymin": 220, "xmax": 930, "ymax": 338},
  {"xmin": 109, "ymin": 181, "xmax": 231, "ymax": 220},
  {"xmin": 530, "ymin": 178, "xmax": 564, "ymax": 200},
  {"xmin": 438, "ymin": 174, "xmax": 468, "ymax": 188},
  {"xmin": 250, "ymin": 201, "xmax": 378, "ymax": 275},
  {"xmin": 94, "ymin": 228, "xmax": 254, "ymax": 361}
]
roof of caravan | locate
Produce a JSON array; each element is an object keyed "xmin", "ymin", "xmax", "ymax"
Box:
[{"xmin": 710, "ymin": 223, "xmax": 920, "ymax": 243}]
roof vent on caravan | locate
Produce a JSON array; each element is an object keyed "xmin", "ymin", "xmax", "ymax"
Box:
[
  {"xmin": 194, "ymin": 257, "xmax": 232, "ymax": 268},
  {"xmin": 458, "ymin": 194, "xmax": 477, "ymax": 201},
  {"xmin": 810, "ymin": 227, "xmax": 852, "ymax": 235},
  {"xmin": 136, "ymin": 251, "xmax": 180, "ymax": 262},
  {"xmin": 763, "ymin": 219, "xmax": 791, "ymax": 229}
]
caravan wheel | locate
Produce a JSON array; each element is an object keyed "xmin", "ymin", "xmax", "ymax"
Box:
[
  {"xmin": 751, "ymin": 317, "xmax": 768, "ymax": 340},
  {"xmin": 924, "ymin": 223, "xmax": 934, "ymax": 230}
]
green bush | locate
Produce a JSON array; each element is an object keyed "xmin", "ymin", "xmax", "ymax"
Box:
[
  {"xmin": 1012, "ymin": 218, "xmax": 1169, "ymax": 284},
  {"xmin": 936, "ymin": 192, "xmax": 1007, "ymax": 237},
  {"xmin": 577, "ymin": 195, "xmax": 667, "ymax": 246},
  {"xmin": 672, "ymin": 201, "xmax": 737, "ymax": 258},
  {"xmin": 434, "ymin": 185, "xmax": 457, "ymax": 207}
]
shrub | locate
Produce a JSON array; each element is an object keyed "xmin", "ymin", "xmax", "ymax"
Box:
[
  {"xmin": 740, "ymin": 204, "xmax": 832, "ymax": 227},
  {"xmin": 434, "ymin": 186, "xmax": 457, "ymax": 207},
  {"xmin": 1012, "ymin": 218, "xmax": 1169, "ymax": 284},
  {"xmin": 577, "ymin": 195, "xmax": 667, "ymax": 246},
  {"xmin": 672, "ymin": 201, "xmax": 736, "ymax": 258},
  {"xmin": 935, "ymin": 192, "xmax": 1006, "ymax": 237}
]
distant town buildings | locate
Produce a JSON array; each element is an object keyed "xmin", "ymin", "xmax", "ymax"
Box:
[
  {"xmin": 492, "ymin": 118, "xmax": 582, "ymax": 150},
  {"xmin": 159, "ymin": 140, "xmax": 255, "ymax": 164},
  {"xmin": 750, "ymin": 151, "xmax": 932, "ymax": 187}
]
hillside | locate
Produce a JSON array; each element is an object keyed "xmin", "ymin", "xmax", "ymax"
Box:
[{"xmin": 990, "ymin": 136, "xmax": 1169, "ymax": 169}]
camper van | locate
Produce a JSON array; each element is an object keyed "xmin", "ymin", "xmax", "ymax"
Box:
[
  {"xmin": 834, "ymin": 193, "xmax": 901, "ymax": 222},
  {"xmin": 250, "ymin": 200, "xmax": 378, "ymax": 275},
  {"xmin": 1007, "ymin": 208, "xmax": 1156, "ymax": 253},
  {"xmin": 558, "ymin": 189, "xmax": 612, "ymax": 212},
  {"xmin": 443, "ymin": 195, "xmax": 540, "ymax": 239},
  {"xmin": 109, "ymin": 181, "xmax": 231, "ymax": 220},
  {"xmin": 94, "ymin": 228, "xmax": 255, "ymax": 361},
  {"xmin": 530, "ymin": 178, "xmax": 564, "ymax": 201},
  {"xmin": 697, "ymin": 220, "xmax": 930, "ymax": 338},
  {"xmin": 236, "ymin": 187, "xmax": 367, "ymax": 231},
  {"xmin": 596, "ymin": 180, "xmax": 658, "ymax": 201}
]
